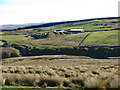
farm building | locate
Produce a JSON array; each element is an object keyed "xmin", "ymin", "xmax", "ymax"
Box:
[
  {"xmin": 54, "ymin": 30, "xmax": 65, "ymax": 32},
  {"xmin": 53, "ymin": 30, "xmax": 67, "ymax": 34},
  {"xmin": 68, "ymin": 29, "xmax": 84, "ymax": 33}
]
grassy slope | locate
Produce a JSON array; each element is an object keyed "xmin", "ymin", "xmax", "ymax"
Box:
[
  {"xmin": 2, "ymin": 30, "xmax": 118, "ymax": 46},
  {"xmin": 29, "ymin": 18, "xmax": 118, "ymax": 32},
  {"xmin": 2, "ymin": 35, "xmax": 26, "ymax": 42},
  {"xmin": 26, "ymin": 32, "xmax": 90, "ymax": 47},
  {"xmin": 16, "ymin": 30, "xmax": 118, "ymax": 46},
  {"xmin": 2, "ymin": 18, "xmax": 118, "ymax": 33},
  {"xmin": 1, "ymin": 17, "xmax": 119, "ymax": 46},
  {"xmin": 83, "ymin": 30, "xmax": 118, "ymax": 46}
]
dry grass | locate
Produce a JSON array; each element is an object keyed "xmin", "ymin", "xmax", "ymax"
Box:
[
  {"xmin": 1, "ymin": 65, "xmax": 119, "ymax": 88},
  {"xmin": 1, "ymin": 55, "xmax": 119, "ymax": 88},
  {"xmin": 2, "ymin": 55, "xmax": 118, "ymax": 66}
]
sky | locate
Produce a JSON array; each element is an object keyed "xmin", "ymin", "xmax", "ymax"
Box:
[{"xmin": 0, "ymin": 0, "xmax": 119, "ymax": 25}]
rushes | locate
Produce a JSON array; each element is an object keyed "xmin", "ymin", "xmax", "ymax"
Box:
[
  {"xmin": 36, "ymin": 76, "xmax": 63, "ymax": 87},
  {"xmin": 71, "ymin": 76, "xmax": 84, "ymax": 87},
  {"xmin": 3, "ymin": 74, "xmax": 37, "ymax": 86},
  {"xmin": 84, "ymin": 77, "xmax": 102, "ymax": 88},
  {"xmin": 1, "ymin": 65, "xmax": 119, "ymax": 88}
]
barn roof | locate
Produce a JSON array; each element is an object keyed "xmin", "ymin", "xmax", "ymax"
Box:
[{"xmin": 70, "ymin": 29, "xmax": 84, "ymax": 31}]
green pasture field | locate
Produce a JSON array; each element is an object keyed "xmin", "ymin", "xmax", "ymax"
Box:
[
  {"xmin": 2, "ymin": 35, "xmax": 27, "ymax": 42},
  {"xmin": 84, "ymin": 30, "xmax": 118, "ymax": 46}
]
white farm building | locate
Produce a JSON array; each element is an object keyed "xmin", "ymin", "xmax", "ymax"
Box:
[{"xmin": 69, "ymin": 29, "xmax": 84, "ymax": 33}]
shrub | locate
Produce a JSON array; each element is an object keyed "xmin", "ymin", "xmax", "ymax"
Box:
[
  {"xmin": 2, "ymin": 47, "xmax": 21, "ymax": 58},
  {"xmin": 11, "ymin": 43, "xmax": 33, "ymax": 56}
]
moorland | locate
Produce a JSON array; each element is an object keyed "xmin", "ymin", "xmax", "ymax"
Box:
[{"xmin": 1, "ymin": 17, "xmax": 120, "ymax": 89}]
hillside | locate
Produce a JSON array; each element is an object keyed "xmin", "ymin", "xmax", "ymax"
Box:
[
  {"xmin": 1, "ymin": 17, "xmax": 120, "ymax": 89},
  {"xmin": 1, "ymin": 17, "xmax": 119, "ymax": 58},
  {"xmin": 1, "ymin": 17, "xmax": 119, "ymax": 32}
]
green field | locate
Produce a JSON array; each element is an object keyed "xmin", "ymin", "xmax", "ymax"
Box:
[
  {"xmin": 2, "ymin": 35, "xmax": 26, "ymax": 42},
  {"xmin": 84, "ymin": 30, "xmax": 118, "ymax": 46}
]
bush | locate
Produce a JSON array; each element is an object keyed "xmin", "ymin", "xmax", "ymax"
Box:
[
  {"xmin": 11, "ymin": 43, "xmax": 34, "ymax": 56},
  {"xmin": 2, "ymin": 47, "xmax": 21, "ymax": 58}
]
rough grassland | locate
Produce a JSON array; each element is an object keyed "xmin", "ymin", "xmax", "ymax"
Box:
[
  {"xmin": 1, "ymin": 64, "xmax": 119, "ymax": 88},
  {"xmin": 2, "ymin": 55, "xmax": 118, "ymax": 66},
  {"xmin": 1, "ymin": 55, "xmax": 119, "ymax": 89}
]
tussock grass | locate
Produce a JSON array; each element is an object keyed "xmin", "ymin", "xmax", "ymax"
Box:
[
  {"xmin": 1, "ymin": 65, "xmax": 119, "ymax": 88},
  {"xmin": 36, "ymin": 76, "xmax": 63, "ymax": 87}
]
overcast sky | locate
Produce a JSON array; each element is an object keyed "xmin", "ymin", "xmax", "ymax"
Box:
[{"xmin": 0, "ymin": 0, "xmax": 119, "ymax": 25}]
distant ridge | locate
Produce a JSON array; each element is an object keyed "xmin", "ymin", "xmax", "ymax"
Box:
[
  {"xmin": 0, "ymin": 23, "xmax": 45, "ymax": 30},
  {"xmin": 1, "ymin": 17, "xmax": 119, "ymax": 31}
]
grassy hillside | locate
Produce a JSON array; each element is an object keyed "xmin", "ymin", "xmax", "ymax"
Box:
[
  {"xmin": 2, "ymin": 30, "xmax": 118, "ymax": 46},
  {"xmin": 2, "ymin": 35, "xmax": 26, "ymax": 42},
  {"xmin": 1, "ymin": 17, "xmax": 118, "ymax": 31},
  {"xmin": 83, "ymin": 30, "xmax": 118, "ymax": 46},
  {"xmin": 1, "ymin": 17, "xmax": 119, "ymax": 32},
  {"xmin": 1, "ymin": 17, "xmax": 119, "ymax": 58}
]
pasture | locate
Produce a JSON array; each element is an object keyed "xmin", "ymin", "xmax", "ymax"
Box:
[
  {"xmin": 84, "ymin": 30, "xmax": 118, "ymax": 46},
  {"xmin": 2, "ymin": 35, "xmax": 26, "ymax": 42}
]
